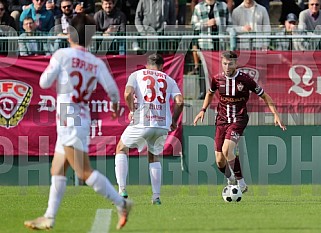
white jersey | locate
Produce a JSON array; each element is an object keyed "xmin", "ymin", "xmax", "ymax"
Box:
[
  {"xmin": 127, "ymin": 69, "xmax": 181, "ymax": 130},
  {"xmin": 39, "ymin": 47, "xmax": 120, "ymax": 123}
]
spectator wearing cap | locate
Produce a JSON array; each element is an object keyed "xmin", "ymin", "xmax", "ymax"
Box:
[
  {"xmin": 275, "ymin": 13, "xmax": 306, "ymax": 51},
  {"xmin": 278, "ymin": 0, "xmax": 302, "ymax": 25},
  {"xmin": 286, "ymin": 13, "xmax": 298, "ymax": 27},
  {"xmin": 298, "ymin": 0, "xmax": 321, "ymax": 31}
]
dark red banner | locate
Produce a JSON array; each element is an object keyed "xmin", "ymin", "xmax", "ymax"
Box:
[
  {"xmin": 0, "ymin": 54, "xmax": 184, "ymax": 156},
  {"xmin": 203, "ymin": 51, "xmax": 321, "ymax": 113}
]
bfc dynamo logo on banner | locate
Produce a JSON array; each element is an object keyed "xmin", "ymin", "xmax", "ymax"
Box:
[{"xmin": 0, "ymin": 80, "xmax": 33, "ymax": 128}]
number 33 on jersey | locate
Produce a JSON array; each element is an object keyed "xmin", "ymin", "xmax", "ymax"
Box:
[{"xmin": 126, "ymin": 69, "xmax": 181, "ymax": 129}]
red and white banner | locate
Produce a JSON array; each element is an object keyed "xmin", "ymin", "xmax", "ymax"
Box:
[
  {"xmin": 0, "ymin": 54, "xmax": 184, "ymax": 156},
  {"xmin": 203, "ymin": 51, "xmax": 321, "ymax": 113}
]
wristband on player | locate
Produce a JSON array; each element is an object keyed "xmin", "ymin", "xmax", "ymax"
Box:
[
  {"xmin": 201, "ymin": 108, "xmax": 206, "ymax": 113},
  {"xmin": 130, "ymin": 111, "xmax": 134, "ymax": 115}
]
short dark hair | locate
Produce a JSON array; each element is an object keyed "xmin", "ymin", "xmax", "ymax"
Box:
[
  {"xmin": 23, "ymin": 17, "xmax": 34, "ymax": 23},
  {"xmin": 147, "ymin": 54, "xmax": 164, "ymax": 67},
  {"xmin": 221, "ymin": 51, "xmax": 238, "ymax": 60},
  {"xmin": 69, "ymin": 13, "xmax": 96, "ymax": 47}
]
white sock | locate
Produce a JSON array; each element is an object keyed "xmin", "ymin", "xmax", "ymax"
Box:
[
  {"xmin": 238, "ymin": 178, "xmax": 246, "ymax": 187},
  {"xmin": 85, "ymin": 170, "xmax": 123, "ymax": 207},
  {"xmin": 115, "ymin": 153, "xmax": 128, "ymax": 193},
  {"xmin": 44, "ymin": 176, "xmax": 67, "ymax": 219},
  {"xmin": 149, "ymin": 162, "xmax": 161, "ymax": 200},
  {"xmin": 227, "ymin": 167, "xmax": 236, "ymax": 182}
]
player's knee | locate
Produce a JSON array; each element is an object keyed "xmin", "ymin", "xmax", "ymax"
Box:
[{"xmin": 116, "ymin": 141, "xmax": 128, "ymax": 154}]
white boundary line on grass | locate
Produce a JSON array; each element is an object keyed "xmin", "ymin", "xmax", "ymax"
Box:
[{"xmin": 88, "ymin": 209, "xmax": 112, "ymax": 233}]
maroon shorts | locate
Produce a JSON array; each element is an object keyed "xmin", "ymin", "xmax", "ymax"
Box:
[{"xmin": 215, "ymin": 122, "xmax": 247, "ymax": 152}]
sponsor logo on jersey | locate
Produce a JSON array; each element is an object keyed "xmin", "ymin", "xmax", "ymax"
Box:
[{"xmin": 0, "ymin": 80, "xmax": 33, "ymax": 128}]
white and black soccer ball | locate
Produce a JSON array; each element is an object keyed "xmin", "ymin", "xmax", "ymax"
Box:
[{"xmin": 222, "ymin": 185, "xmax": 242, "ymax": 202}]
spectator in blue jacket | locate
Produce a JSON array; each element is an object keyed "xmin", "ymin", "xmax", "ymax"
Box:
[{"xmin": 19, "ymin": 0, "xmax": 54, "ymax": 32}]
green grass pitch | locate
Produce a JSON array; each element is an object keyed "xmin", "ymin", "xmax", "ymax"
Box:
[{"xmin": 1, "ymin": 185, "xmax": 321, "ymax": 233}]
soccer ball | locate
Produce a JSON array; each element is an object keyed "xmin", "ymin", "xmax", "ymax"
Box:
[{"xmin": 222, "ymin": 185, "xmax": 242, "ymax": 202}]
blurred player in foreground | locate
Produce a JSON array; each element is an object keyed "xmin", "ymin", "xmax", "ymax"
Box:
[
  {"xmin": 115, "ymin": 54, "xmax": 184, "ymax": 205},
  {"xmin": 24, "ymin": 13, "xmax": 132, "ymax": 230},
  {"xmin": 193, "ymin": 51, "xmax": 286, "ymax": 193}
]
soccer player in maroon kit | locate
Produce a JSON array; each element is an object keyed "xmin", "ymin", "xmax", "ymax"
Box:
[{"xmin": 193, "ymin": 51, "xmax": 286, "ymax": 193}]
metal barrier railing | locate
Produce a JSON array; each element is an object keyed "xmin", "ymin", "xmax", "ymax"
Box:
[{"xmin": 1, "ymin": 30, "xmax": 321, "ymax": 55}]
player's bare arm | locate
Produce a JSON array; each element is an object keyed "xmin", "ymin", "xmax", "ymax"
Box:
[
  {"xmin": 260, "ymin": 92, "xmax": 287, "ymax": 131},
  {"xmin": 171, "ymin": 94, "xmax": 184, "ymax": 131},
  {"xmin": 193, "ymin": 90, "xmax": 215, "ymax": 125},
  {"xmin": 124, "ymin": 85, "xmax": 135, "ymax": 121}
]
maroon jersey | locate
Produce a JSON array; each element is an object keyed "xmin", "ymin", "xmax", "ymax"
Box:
[{"xmin": 210, "ymin": 70, "xmax": 264, "ymax": 125}]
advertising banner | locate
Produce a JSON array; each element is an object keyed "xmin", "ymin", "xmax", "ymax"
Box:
[
  {"xmin": 0, "ymin": 54, "xmax": 184, "ymax": 156},
  {"xmin": 203, "ymin": 51, "xmax": 321, "ymax": 113}
]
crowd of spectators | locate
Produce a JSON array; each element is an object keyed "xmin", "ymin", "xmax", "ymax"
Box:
[
  {"xmin": 0, "ymin": 0, "xmax": 319, "ymax": 56},
  {"xmin": 0, "ymin": 1, "xmax": 311, "ymax": 33}
]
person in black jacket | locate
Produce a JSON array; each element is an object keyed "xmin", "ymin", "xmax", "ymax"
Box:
[
  {"xmin": 0, "ymin": 0, "xmax": 16, "ymax": 30},
  {"xmin": 54, "ymin": 0, "xmax": 75, "ymax": 35},
  {"xmin": 0, "ymin": 0, "xmax": 16, "ymax": 55},
  {"xmin": 94, "ymin": 0, "xmax": 126, "ymax": 34},
  {"xmin": 94, "ymin": 0, "xmax": 126, "ymax": 55},
  {"xmin": 7, "ymin": 0, "xmax": 31, "ymax": 30}
]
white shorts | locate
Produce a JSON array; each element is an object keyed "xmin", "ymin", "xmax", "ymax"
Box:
[
  {"xmin": 120, "ymin": 126, "xmax": 168, "ymax": 155},
  {"xmin": 55, "ymin": 119, "xmax": 90, "ymax": 155}
]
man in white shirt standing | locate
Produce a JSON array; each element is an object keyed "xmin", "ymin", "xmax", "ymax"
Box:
[
  {"xmin": 115, "ymin": 54, "xmax": 184, "ymax": 205},
  {"xmin": 232, "ymin": 0, "xmax": 271, "ymax": 50},
  {"xmin": 24, "ymin": 13, "xmax": 132, "ymax": 231}
]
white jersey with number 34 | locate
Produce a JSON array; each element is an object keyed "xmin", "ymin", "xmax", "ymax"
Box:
[
  {"xmin": 127, "ymin": 69, "xmax": 181, "ymax": 130},
  {"xmin": 39, "ymin": 48, "xmax": 120, "ymax": 122}
]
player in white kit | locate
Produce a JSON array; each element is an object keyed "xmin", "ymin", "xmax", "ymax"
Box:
[
  {"xmin": 115, "ymin": 54, "xmax": 184, "ymax": 204},
  {"xmin": 24, "ymin": 14, "xmax": 132, "ymax": 230}
]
